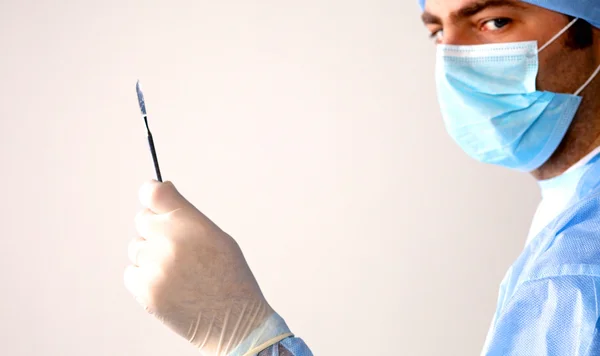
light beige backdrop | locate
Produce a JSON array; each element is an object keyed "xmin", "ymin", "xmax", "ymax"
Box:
[{"xmin": 0, "ymin": 1, "xmax": 541, "ymax": 355}]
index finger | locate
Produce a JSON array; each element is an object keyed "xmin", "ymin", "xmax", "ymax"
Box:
[{"xmin": 135, "ymin": 208, "xmax": 169, "ymax": 241}]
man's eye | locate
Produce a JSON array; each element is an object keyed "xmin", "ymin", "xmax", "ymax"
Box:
[
  {"xmin": 481, "ymin": 18, "xmax": 512, "ymax": 31},
  {"xmin": 429, "ymin": 30, "xmax": 443, "ymax": 42}
]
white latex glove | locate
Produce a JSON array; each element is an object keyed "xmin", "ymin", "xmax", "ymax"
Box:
[{"xmin": 125, "ymin": 180, "xmax": 292, "ymax": 355}]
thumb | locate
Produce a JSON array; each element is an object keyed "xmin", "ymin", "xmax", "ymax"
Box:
[{"xmin": 138, "ymin": 180, "xmax": 190, "ymax": 214}]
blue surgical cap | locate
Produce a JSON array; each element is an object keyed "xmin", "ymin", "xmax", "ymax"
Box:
[{"xmin": 417, "ymin": 0, "xmax": 600, "ymax": 29}]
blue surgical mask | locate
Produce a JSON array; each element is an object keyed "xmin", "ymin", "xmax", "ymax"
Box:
[{"xmin": 436, "ymin": 18, "xmax": 600, "ymax": 171}]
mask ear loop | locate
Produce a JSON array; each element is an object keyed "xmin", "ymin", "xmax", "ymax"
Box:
[
  {"xmin": 534, "ymin": 17, "xmax": 598, "ymax": 96},
  {"xmin": 538, "ymin": 17, "xmax": 579, "ymax": 53},
  {"xmin": 575, "ymin": 64, "xmax": 600, "ymax": 96}
]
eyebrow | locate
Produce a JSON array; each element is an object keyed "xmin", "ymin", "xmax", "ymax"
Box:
[{"xmin": 421, "ymin": 0, "xmax": 527, "ymax": 25}]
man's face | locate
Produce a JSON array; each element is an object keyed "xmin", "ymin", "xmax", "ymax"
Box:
[{"xmin": 421, "ymin": 0, "xmax": 595, "ymax": 96}]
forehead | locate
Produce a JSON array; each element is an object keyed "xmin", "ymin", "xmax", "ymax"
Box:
[
  {"xmin": 424, "ymin": 0, "xmax": 526, "ymax": 16},
  {"xmin": 426, "ymin": 0, "xmax": 486, "ymax": 11},
  {"xmin": 422, "ymin": 0, "xmax": 535, "ymax": 24}
]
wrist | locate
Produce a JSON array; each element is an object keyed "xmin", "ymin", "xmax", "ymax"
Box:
[{"xmin": 229, "ymin": 313, "xmax": 293, "ymax": 356}]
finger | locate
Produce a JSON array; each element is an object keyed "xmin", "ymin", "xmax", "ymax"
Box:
[
  {"xmin": 128, "ymin": 237, "xmax": 174, "ymax": 267},
  {"xmin": 124, "ymin": 265, "xmax": 152, "ymax": 310},
  {"xmin": 135, "ymin": 208, "xmax": 167, "ymax": 240},
  {"xmin": 128, "ymin": 237, "xmax": 147, "ymax": 266},
  {"xmin": 124, "ymin": 265, "xmax": 164, "ymax": 314},
  {"xmin": 124, "ymin": 265, "xmax": 147, "ymax": 300},
  {"xmin": 139, "ymin": 180, "xmax": 191, "ymax": 214}
]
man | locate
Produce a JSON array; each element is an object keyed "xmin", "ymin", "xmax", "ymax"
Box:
[{"xmin": 124, "ymin": 0, "xmax": 600, "ymax": 355}]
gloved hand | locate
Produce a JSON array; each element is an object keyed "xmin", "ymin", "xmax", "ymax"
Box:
[{"xmin": 124, "ymin": 180, "xmax": 293, "ymax": 355}]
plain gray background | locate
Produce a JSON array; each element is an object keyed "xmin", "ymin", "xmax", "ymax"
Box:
[{"xmin": 0, "ymin": 1, "xmax": 541, "ymax": 355}]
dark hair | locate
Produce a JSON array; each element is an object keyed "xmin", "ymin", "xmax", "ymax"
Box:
[{"xmin": 566, "ymin": 16, "xmax": 594, "ymax": 49}]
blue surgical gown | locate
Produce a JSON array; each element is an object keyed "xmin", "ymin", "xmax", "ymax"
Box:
[{"xmin": 259, "ymin": 150, "xmax": 600, "ymax": 355}]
